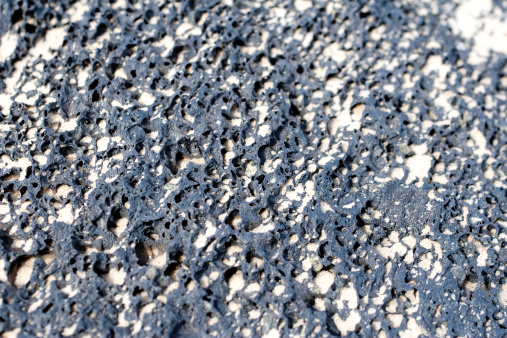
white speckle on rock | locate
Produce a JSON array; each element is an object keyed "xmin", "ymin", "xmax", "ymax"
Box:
[
  {"xmin": 258, "ymin": 124, "xmax": 271, "ymax": 137},
  {"xmin": 59, "ymin": 117, "xmax": 78, "ymax": 132},
  {"xmin": 340, "ymin": 283, "xmax": 358, "ymax": 309},
  {"xmin": 272, "ymin": 284, "xmax": 285, "ymax": 296},
  {"xmin": 56, "ymin": 185, "xmax": 73, "ymax": 199},
  {"xmin": 399, "ymin": 317, "xmax": 423, "ymax": 338},
  {"xmin": 62, "ymin": 323, "xmax": 78, "ymax": 337},
  {"xmin": 262, "ymin": 329, "xmax": 280, "ymax": 338},
  {"xmin": 227, "ymin": 270, "xmax": 245, "ymax": 291},
  {"xmin": 251, "ymin": 222, "xmax": 275, "ymax": 234},
  {"xmin": 391, "ymin": 167, "xmax": 404, "ymax": 180},
  {"xmin": 402, "ymin": 235, "xmax": 417, "ymax": 249},
  {"xmin": 406, "ymin": 154, "xmax": 432, "ymax": 184},
  {"xmin": 375, "ymin": 242, "xmax": 407, "ymax": 260},
  {"xmin": 112, "ymin": 218, "xmax": 128, "ymax": 237},
  {"xmin": 450, "ymin": 0, "xmax": 507, "ymax": 65},
  {"xmin": 139, "ymin": 92, "xmax": 156, "ymax": 106},
  {"xmin": 0, "ymin": 204, "xmax": 9, "ymax": 215},
  {"xmin": 12, "ymin": 257, "xmax": 36, "ymax": 287},
  {"xmin": 499, "ymin": 284, "xmax": 507, "ymax": 307},
  {"xmin": 0, "ymin": 33, "xmax": 18, "ymax": 62},
  {"xmin": 314, "ymin": 270, "xmax": 335, "ymax": 294},
  {"xmin": 387, "ymin": 314, "xmax": 403, "ymax": 328},
  {"xmin": 97, "ymin": 137, "xmax": 110, "ymax": 152},
  {"xmin": 152, "ymin": 35, "xmax": 175, "ymax": 56},
  {"xmin": 0, "ymin": 259, "xmax": 7, "ymax": 283},
  {"xmin": 104, "ymin": 267, "xmax": 126, "ymax": 286},
  {"xmin": 245, "ymin": 283, "xmax": 261, "ymax": 293},
  {"xmin": 474, "ymin": 240, "xmax": 488, "ymax": 267},
  {"xmin": 295, "ymin": 0, "xmax": 312, "ymax": 11},
  {"xmin": 2, "ymin": 328, "xmax": 21, "ymax": 338},
  {"xmin": 332, "ymin": 310, "xmax": 361, "ymax": 336},
  {"xmin": 470, "ymin": 127, "xmax": 491, "ymax": 161},
  {"xmin": 56, "ymin": 204, "xmax": 75, "ymax": 224}
]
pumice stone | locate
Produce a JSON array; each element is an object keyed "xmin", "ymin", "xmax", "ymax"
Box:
[{"xmin": 0, "ymin": 0, "xmax": 507, "ymax": 337}]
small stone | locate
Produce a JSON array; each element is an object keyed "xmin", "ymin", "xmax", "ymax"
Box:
[
  {"xmin": 451, "ymin": 266, "xmax": 466, "ymax": 282},
  {"xmin": 146, "ymin": 267, "xmax": 157, "ymax": 279},
  {"xmin": 311, "ymin": 256, "xmax": 323, "ymax": 272},
  {"xmin": 400, "ymin": 144, "xmax": 411, "ymax": 154}
]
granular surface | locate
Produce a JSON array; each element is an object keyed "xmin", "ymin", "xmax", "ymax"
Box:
[{"xmin": 0, "ymin": 0, "xmax": 507, "ymax": 337}]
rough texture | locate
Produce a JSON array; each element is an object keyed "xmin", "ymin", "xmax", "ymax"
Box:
[{"xmin": 0, "ymin": 0, "xmax": 507, "ymax": 337}]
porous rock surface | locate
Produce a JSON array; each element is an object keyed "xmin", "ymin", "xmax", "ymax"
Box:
[{"xmin": 0, "ymin": 0, "xmax": 507, "ymax": 337}]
